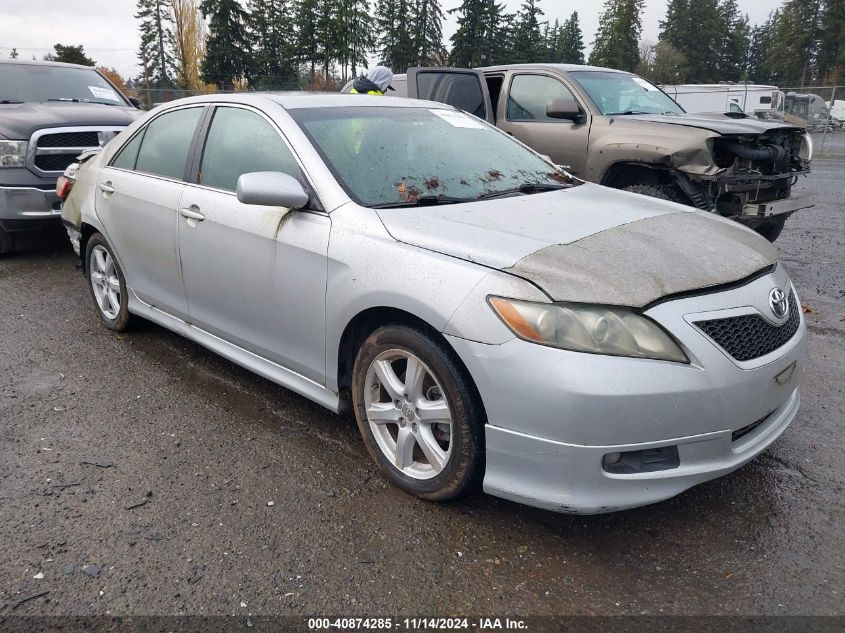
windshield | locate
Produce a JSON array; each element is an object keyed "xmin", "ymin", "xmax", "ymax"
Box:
[
  {"xmin": 289, "ymin": 106, "xmax": 574, "ymax": 207},
  {"xmin": 0, "ymin": 64, "xmax": 128, "ymax": 106},
  {"xmin": 570, "ymin": 71, "xmax": 684, "ymax": 116}
]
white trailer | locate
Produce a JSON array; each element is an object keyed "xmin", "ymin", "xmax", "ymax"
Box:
[{"xmin": 661, "ymin": 84, "xmax": 782, "ymax": 116}]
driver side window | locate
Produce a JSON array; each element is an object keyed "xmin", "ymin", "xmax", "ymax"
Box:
[
  {"xmin": 507, "ymin": 75, "xmax": 576, "ymax": 122},
  {"xmin": 199, "ymin": 106, "xmax": 302, "ymax": 192}
]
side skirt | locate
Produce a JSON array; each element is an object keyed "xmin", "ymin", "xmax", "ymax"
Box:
[{"xmin": 128, "ymin": 290, "xmax": 340, "ymax": 413}]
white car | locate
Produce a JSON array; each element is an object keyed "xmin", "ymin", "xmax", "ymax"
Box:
[{"xmin": 60, "ymin": 94, "xmax": 806, "ymax": 513}]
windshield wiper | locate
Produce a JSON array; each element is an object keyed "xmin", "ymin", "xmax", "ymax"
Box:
[
  {"xmin": 477, "ymin": 182, "xmax": 569, "ymax": 200},
  {"xmin": 47, "ymin": 98, "xmax": 90, "ymax": 103},
  {"xmin": 372, "ymin": 194, "xmax": 471, "ymax": 209},
  {"xmin": 0, "ymin": 99, "xmax": 24, "ymax": 104},
  {"xmin": 605, "ymin": 110, "xmax": 649, "ymax": 116}
]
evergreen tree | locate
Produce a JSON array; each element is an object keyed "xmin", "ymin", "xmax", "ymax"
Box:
[
  {"xmin": 336, "ymin": 0, "xmax": 375, "ymax": 81},
  {"xmin": 508, "ymin": 0, "xmax": 544, "ymax": 63},
  {"xmin": 413, "ymin": 0, "xmax": 446, "ymax": 66},
  {"xmin": 449, "ymin": 0, "xmax": 513, "ymax": 66},
  {"xmin": 135, "ymin": 0, "xmax": 175, "ymax": 86},
  {"xmin": 200, "ymin": 0, "xmax": 250, "ymax": 90},
  {"xmin": 659, "ymin": 0, "xmax": 721, "ymax": 82},
  {"xmin": 716, "ymin": 0, "xmax": 750, "ymax": 81},
  {"xmin": 45, "ymin": 44, "xmax": 96, "ymax": 66},
  {"xmin": 449, "ymin": 0, "xmax": 487, "ymax": 67},
  {"xmin": 374, "ymin": 0, "xmax": 417, "ymax": 72},
  {"xmin": 589, "ymin": 0, "xmax": 645, "ymax": 72},
  {"xmin": 545, "ymin": 19, "xmax": 560, "ymax": 62},
  {"xmin": 557, "ymin": 11, "xmax": 585, "ymax": 64},
  {"xmin": 295, "ymin": 0, "xmax": 321, "ymax": 79},
  {"xmin": 747, "ymin": 10, "xmax": 778, "ymax": 83},
  {"xmin": 818, "ymin": 0, "xmax": 845, "ymax": 81},
  {"xmin": 247, "ymin": 0, "xmax": 297, "ymax": 89},
  {"xmin": 769, "ymin": 0, "xmax": 823, "ymax": 84}
]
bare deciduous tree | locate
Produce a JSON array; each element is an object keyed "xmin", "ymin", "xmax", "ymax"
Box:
[{"xmin": 171, "ymin": 0, "xmax": 206, "ymax": 90}]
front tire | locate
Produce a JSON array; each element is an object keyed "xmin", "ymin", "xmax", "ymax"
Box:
[
  {"xmin": 85, "ymin": 233, "xmax": 133, "ymax": 331},
  {"xmin": 623, "ymin": 183, "xmax": 688, "ymax": 205},
  {"xmin": 351, "ymin": 325, "xmax": 484, "ymax": 501}
]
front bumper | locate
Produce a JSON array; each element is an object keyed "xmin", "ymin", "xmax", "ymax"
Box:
[
  {"xmin": 445, "ymin": 265, "xmax": 806, "ymax": 513},
  {"xmin": 0, "ymin": 185, "xmax": 61, "ymax": 228},
  {"xmin": 740, "ymin": 193, "xmax": 814, "ymax": 219}
]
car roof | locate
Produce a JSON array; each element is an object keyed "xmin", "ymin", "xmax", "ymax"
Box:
[
  {"xmin": 152, "ymin": 92, "xmax": 453, "ymax": 111},
  {"xmin": 478, "ymin": 63, "xmax": 628, "ymax": 74},
  {"xmin": 0, "ymin": 58, "xmax": 97, "ymax": 70}
]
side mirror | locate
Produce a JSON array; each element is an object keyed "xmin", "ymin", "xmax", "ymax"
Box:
[
  {"xmin": 236, "ymin": 171, "xmax": 310, "ymax": 209},
  {"xmin": 546, "ymin": 98, "xmax": 582, "ymax": 121},
  {"xmin": 128, "ymin": 96, "xmax": 142, "ymax": 109}
]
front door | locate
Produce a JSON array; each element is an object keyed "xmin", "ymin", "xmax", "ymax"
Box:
[
  {"xmin": 177, "ymin": 105, "xmax": 330, "ymax": 382},
  {"xmin": 496, "ymin": 73, "xmax": 592, "ymax": 176},
  {"xmin": 95, "ymin": 105, "xmax": 205, "ymax": 319}
]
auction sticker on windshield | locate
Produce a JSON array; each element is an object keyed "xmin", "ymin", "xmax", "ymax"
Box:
[
  {"xmin": 632, "ymin": 77, "xmax": 659, "ymax": 91},
  {"xmin": 88, "ymin": 86, "xmax": 120, "ymax": 101},
  {"xmin": 430, "ymin": 109, "xmax": 485, "ymax": 129}
]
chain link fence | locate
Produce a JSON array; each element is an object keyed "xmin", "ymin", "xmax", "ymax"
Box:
[{"xmin": 779, "ymin": 83, "xmax": 844, "ymax": 159}]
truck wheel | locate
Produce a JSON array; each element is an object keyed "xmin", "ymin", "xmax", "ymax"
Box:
[
  {"xmin": 0, "ymin": 226, "xmax": 15, "ymax": 256},
  {"xmin": 755, "ymin": 216, "xmax": 787, "ymax": 242},
  {"xmin": 623, "ymin": 183, "xmax": 688, "ymax": 205},
  {"xmin": 351, "ymin": 324, "xmax": 484, "ymax": 502}
]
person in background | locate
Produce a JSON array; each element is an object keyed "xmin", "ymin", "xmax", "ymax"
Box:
[{"xmin": 351, "ymin": 66, "xmax": 395, "ymax": 95}]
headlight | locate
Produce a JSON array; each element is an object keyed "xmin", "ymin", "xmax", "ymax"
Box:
[
  {"xmin": 0, "ymin": 140, "xmax": 28, "ymax": 168},
  {"xmin": 488, "ymin": 297, "xmax": 688, "ymax": 363},
  {"xmin": 799, "ymin": 133, "xmax": 813, "ymax": 162}
]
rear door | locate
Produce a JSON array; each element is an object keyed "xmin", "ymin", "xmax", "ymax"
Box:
[
  {"xmin": 496, "ymin": 72, "xmax": 592, "ymax": 176},
  {"xmin": 96, "ymin": 105, "xmax": 206, "ymax": 319},
  {"xmin": 406, "ymin": 68, "xmax": 493, "ymax": 123}
]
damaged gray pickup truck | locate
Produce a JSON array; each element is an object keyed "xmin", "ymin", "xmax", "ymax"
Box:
[{"xmin": 370, "ymin": 64, "xmax": 813, "ymax": 242}]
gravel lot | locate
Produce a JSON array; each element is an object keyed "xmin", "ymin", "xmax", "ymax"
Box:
[{"xmin": 0, "ymin": 161, "xmax": 842, "ymax": 619}]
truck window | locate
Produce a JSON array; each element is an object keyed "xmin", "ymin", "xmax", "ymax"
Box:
[
  {"xmin": 506, "ymin": 75, "xmax": 576, "ymax": 122},
  {"xmin": 415, "ymin": 72, "xmax": 486, "ymax": 119}
]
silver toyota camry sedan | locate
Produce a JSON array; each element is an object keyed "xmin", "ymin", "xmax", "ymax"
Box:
[{"xmin": 60, "ymin": 93, "xmax": 806, "ymax": 513}]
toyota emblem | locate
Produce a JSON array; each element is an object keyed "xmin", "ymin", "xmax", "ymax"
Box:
[{"xmin": 769, "ymin": 287, "xmax": 788, "ymax": 319}]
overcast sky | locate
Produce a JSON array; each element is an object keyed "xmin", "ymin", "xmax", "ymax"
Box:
[{"xmin": 0, "ymin": 0, "xmax": 781, "ymax": 79}]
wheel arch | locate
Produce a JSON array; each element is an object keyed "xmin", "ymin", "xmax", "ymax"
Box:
[
  {"xmin": 335, "ymin": 306, "xmax": 486, "ymax": 424},
  {"xmin": 600, "ymin": 161, "xmax": 675, "ymax": 189}
]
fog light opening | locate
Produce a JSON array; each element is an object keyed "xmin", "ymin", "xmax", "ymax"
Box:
[{"xmin": 602, "ymin": 446, "xmax": 680, "ymax": 474}]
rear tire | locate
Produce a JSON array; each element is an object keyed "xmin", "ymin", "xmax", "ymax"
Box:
[
  {"xmin": 85, "ymin": 233, "xmax": 133, "ymax": 331},
  {"xmin": 623, "ymin": 183, "xmax": 688, "ymax": 205},
  {"xmin": 0, "ymin": 226, "xmax": 15, "ymax": 257},
  {"xmin": 754, "ymin": 216, "xmax": 787, "ymax": 243},
  {"xmin": 351, "ymin": 324, "xmax": 484, "ymax": 502}
]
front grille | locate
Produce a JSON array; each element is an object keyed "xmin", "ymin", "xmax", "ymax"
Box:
[
  {"xmin": 36, "ymin": 131, "xmax": 100, "ymax": 148},
  {"xmin": 35, "ymin": 154, "xmax": 79, "ymax": 172},
  {"xmin": 694, "ymin": 291, "xmax": 800, "ymax": 362}
]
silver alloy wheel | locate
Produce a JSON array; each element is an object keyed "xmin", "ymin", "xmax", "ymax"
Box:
[
  {"xmin": 364, "ymin": 349, "xmax": 453, "ymax": 480},
  {"xmin": 89, "ymin": 245, "xmax": 121, "ymax": 321}
]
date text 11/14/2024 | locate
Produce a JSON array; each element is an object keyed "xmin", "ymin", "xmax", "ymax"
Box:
[{"xmin": 307, "ymin": 617, "xmax": 528, "ymax": 630}]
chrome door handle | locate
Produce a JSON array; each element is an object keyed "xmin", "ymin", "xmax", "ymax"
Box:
[
  {"xmin": 99, "ymin": 182, "xmax": 115, "ymax": 194},
  {"xmin": 179, "ymin": 206, "xmax": 205, "ymax": 221}
]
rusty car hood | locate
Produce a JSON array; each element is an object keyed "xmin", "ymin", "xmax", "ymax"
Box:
[
  {"xmin": 376, "ymin": 183, "xmax": 777, "ymax": 307},
  {"xmin": 627, "ymin": 112, "xmax": 802, "ymax": 136}
]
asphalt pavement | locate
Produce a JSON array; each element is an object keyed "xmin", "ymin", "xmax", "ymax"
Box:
[{"xmin": 0, "ymin": 161, "xmax": 842, "ymax": 619}]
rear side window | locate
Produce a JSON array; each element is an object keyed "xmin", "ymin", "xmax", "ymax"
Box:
[
  {"xmin": 111, "ymin": 132, "xmax": 143, "ymax": 170},
  {"xmin": 134, "ymin": 107, "xmax": 203, "ymax": 180},
  {"xmin": 415, "ymin": 72, "xmax": 486, "ymax": 119},
  {"xmin": 198, "ymin": 106, "xmax": 301, "ymax": 192},
  {"xmin": 507, "ymin": 75, "xmax": 575, "ymax": 121}
]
